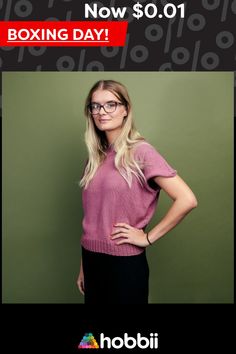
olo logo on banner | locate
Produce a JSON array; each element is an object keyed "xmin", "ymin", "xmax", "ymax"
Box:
[{"xmin": 78, "ymin": 332, "xmax": 159, "ymax": 350}]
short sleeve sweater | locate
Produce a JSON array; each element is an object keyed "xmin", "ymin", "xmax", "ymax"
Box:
[{"xmin": 81, "ymin": 142, "xmax": 177, "ymax": 256}]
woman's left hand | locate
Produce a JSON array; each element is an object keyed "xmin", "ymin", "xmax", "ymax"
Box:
[{"xmin": 110, "ymin": 223, "xmax": 149, "ymax": 247}]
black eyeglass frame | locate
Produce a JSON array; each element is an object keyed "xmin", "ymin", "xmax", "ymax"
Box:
[{"xmin": 88, "ymin": 101, "xmax": 125, "ymax": 114}]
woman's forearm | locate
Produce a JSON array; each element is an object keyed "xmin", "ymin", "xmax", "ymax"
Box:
[{"xmin": 148, "ymin": 197, "xmax": 197, "ymax": 244}]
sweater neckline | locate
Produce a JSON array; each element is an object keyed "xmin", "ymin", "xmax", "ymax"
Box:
[{"xmin": 106, "ymin": 144, "xmax": 115, "ymax": 153}]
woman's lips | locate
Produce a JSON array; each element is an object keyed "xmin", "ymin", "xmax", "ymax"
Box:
[{"xmin": 99, "ymin": 119, "xmax": 111, "ymax": 123}]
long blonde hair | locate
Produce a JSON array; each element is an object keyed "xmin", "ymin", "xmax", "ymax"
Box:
[{"xmin": 79, "ymin": 80, "xmax": 147, "ymax": 189}]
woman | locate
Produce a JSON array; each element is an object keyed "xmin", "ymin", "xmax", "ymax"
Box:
[{"xmin": 77, "ymin": 79, "xmax": 198, "ymax": 304}]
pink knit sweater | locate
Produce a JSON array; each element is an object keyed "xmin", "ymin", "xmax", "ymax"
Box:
[{"xmin": 81, "ymin": 142, "xmax": 177, "ymax": 256}]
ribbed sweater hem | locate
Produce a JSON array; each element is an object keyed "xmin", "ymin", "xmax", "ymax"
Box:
[{"xmin": 81, "ymin": 238, "xmax": 145, "ymax": 256}]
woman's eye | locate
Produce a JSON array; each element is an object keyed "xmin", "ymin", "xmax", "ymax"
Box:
[{"xmin": 106, "ymin": 102, "xmax": 116, "ymax": 108}]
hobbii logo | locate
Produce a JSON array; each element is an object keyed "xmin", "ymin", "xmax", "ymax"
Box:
[{"xmin": 78, "ymin": 332, "xmax": 159, "ymax": 349}]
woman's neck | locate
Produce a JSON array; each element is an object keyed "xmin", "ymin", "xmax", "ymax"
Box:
[{"xmin": 105, "ymin": 129, "xmax": 122, "ymax": 146}]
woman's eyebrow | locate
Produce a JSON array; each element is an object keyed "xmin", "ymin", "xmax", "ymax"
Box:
[{"xmin": 91, "ymin": 100, "xmax": 117, "ymax": 104}]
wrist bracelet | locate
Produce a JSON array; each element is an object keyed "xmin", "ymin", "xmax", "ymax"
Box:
[{"xmin": 146, "ymin": 232, "xmax": 152, "ymax": 246}]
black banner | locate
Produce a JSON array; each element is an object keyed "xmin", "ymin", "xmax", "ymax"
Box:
[{"xmin": 0, "ymin": 0, "xmax": 235, "ymax": 71}]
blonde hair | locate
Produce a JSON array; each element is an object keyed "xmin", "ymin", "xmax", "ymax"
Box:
[{"xmin": 79, "ymin": 80, "xmax": 147, "ymax": 189}]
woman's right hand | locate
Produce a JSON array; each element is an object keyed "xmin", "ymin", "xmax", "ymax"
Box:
[{"xmin": 77, "ymin": 260, "xmax": 85, "ymax": 296}]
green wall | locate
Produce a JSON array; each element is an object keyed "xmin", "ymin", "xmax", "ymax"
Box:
[{"xmin": 2, "ymin": 72, "xmax": 234, "ymax": 303}]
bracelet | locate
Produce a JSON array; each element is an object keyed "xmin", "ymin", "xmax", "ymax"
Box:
[{"xmin": 146, "ymin": 232, "xmax": 152, "ymax": 246}]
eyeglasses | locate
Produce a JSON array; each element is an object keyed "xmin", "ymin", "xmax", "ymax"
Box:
[{"xmin": 88, "ymin": 101, "xmax": 124, "ymax": 114}]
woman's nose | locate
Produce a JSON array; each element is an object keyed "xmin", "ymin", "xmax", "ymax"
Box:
[{"xmin": 99, "ymin": 106, "xmax": 107, "ymax": 114}]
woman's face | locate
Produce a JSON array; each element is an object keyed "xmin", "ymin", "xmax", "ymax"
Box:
[{"xmin": 90, "ymin": 89, "xmax": 127, "ymax": 133}]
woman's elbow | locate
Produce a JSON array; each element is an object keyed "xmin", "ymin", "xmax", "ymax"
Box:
[
  {"xmin": 177, "ymin": 193, "xmax": 198, "ymax": 210},
  {"xmin": 187, "ymin": 194, "xmax": 198, "ymax": 209}
]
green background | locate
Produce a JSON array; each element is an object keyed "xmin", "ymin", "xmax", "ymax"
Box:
[{"xmin": 2, "ymin": 72, "xmax": 234, "ymax": 303}]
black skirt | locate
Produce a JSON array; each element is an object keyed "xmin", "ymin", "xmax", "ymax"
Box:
[{"xmin": 82, "ymin": 246, "xmax": 149, "ymax": 304}]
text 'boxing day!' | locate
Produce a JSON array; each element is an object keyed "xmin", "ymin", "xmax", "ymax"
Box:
[{"xmin": 0, "ymin": 21, "xmax": 128, "ymax": 47}]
